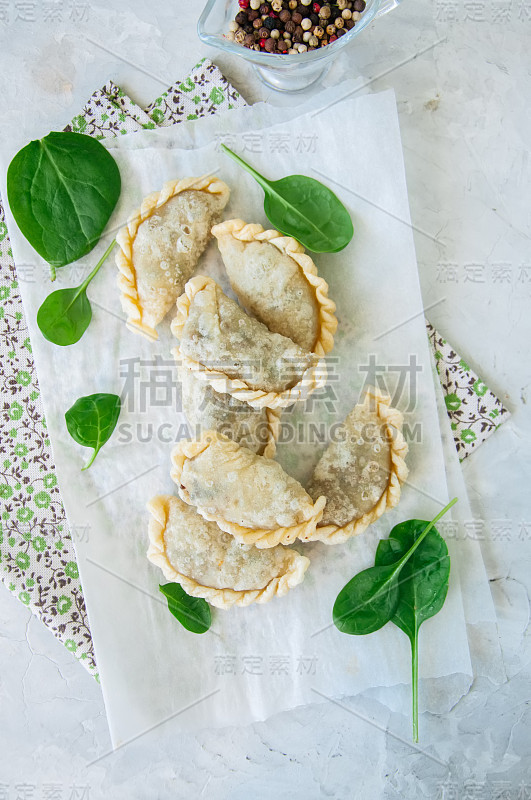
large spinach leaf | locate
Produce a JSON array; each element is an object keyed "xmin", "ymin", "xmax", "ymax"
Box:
[
  {"xmin": 7, "ymin": 131, "xmax": 121, "ymax": 278},
  {"xmin": 221, "ymin": 144, "xmax": 353, "ymax": 253},
  {"xmin": 333, "ymin": 497, "xmax": 457, "ymax": 741},
  {"xmin": 375, "ymin": 519, "xmax": 450, "ymax": 742}
]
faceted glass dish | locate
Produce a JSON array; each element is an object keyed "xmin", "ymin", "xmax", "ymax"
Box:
[{"xmin": 198, "ymin": 0, "xmax": 402, "ymax": 92}]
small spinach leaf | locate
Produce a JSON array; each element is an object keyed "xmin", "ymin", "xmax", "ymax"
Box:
[
  {"xmin": 221, "ymin": 144, "xmax": 353, "ymax": 253},
  {"xmin": 65, "ymin": 393, "xmax": 121, "ymax": 470},
  {"xmin": 375, "ymin": 519, "xmax": 451, "ymax": 742},
  {"xmin": 37, "ymin": 287, "xmax": 92, "ymax": 346},
  {"xmin": 7, "ymin": 131, "xmax": 121, "ymax": 277},
  {"xmin": 159, "ymin": 583, "xmax": 212, "ymax": 634},
  {"xmin": 333, "ymin": 563, "xmax": 401, "ymax": 635},
  {"xmin": 37, "ymin": 240, "xmax": 116, "ymax": 346}
]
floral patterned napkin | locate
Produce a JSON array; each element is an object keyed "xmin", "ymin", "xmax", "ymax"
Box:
[
  {"xmin": 0, "ymin": 59, "xmax": 510, "ymax": 678},
  {"xmin": 426, "ymin": 321, "xmax": 510, "ymax": 459}
]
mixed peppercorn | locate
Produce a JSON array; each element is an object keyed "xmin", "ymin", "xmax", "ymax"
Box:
[{"xmin": 226, "ymin": 0, "xmax": 367, "ymax": 54}]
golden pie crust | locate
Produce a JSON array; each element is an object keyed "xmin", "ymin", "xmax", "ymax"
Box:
[
  {"xmin": 115, "ymin": 175, "xmax": 230, "ymax": 340},
  {"xmin": 211, "ymin": 218, "xmax": 337, "ymax": 355},
  {"xmin": 171, "ymin": 275, "xmax": 327, "ymax": 410},
  {"xmin": 170, "ymin": 431, "xmax": 326, "ymax": 548},
  {"xmin": 147, "ymin": 495, "xmax": 310, "ymax": 609}
]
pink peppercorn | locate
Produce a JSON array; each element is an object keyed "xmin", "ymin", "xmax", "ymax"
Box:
[
  {"xmin": 238, "ymin": 0, "xmax": 250, "ymax": 7},
  {"xmin": 313, "ymin": 2, "xmax": 320, "ymax": 11}
]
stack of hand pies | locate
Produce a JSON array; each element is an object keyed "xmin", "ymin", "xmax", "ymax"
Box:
[{"xmin": 115, "ymin": 176, "xmax": 409, "ymax": 609}]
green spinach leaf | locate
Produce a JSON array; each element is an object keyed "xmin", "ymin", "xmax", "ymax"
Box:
[
  {"xmin": 333, "ymin": 499, "xmax": 456, "ymax": 636},
  {"xmin": 333, "ymin": 562, "xmax": 401, "ymax": 635},
  {"xmin": 333, "ymin": 497, "xmax": 457, "ymax": 741},
  {"xmin": 65, "ymin": 393, "xmax": 121, "ymax": 470},
  {"xmin": 7, "ymin": 131, "xmax": 121, "ymax": 278},
  {"xmin": 159, "ymin": 583, "xmax": 212, "ymax": 634},
  {"xmin": 375, "ymin": 519, "xmax": 451, "ymax": 742},
  {"xmin": 37, "ymin": 240, "xmax": 116, "ymax": 346},
  {"xmin": 221, "ymin": 144, "xmax": 353, "ymax": 253}
]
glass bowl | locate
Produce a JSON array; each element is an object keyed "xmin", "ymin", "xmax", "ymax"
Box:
[{"xmin": 198, "ymin": 0, "xmax": 402, "ymax": 93}]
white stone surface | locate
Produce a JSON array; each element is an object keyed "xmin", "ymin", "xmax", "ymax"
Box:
[{"xmin": 0, "ymin": 0, "xmax": 530, "ymax": 797}]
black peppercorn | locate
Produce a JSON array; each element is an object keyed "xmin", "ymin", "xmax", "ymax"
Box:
[
  {"xmin": 253, "ymin": 17, "xmax": 263, "ymax": 27},
  {"xmin": 235, "ymin": 10, "xmax": 248, "ymax": 25},
  {"xmin": 244, "ymin": 33, "xmax": 256, "ymax": 46},
  {"xmin": 353, "ymin": 0, "xmax": 366, "ymax": 9},
  {"xmin": 259, "ymin": 25, "xmax": 269, "ymax": 36},
  {"xmin": 279, "ymin": 8, "xmax": 291, "ymax": 21},
  {"xmin": 263, "ymin": 15, "xmax": 276, "ymax": 28},
  {"xmin": 259, "ymin": 2, "xmax": 270, "ymax": 13},
  {"xmin": 247, "ymin": 8, "xmax": 259, "ymax": 19},
  {"xmin": 291, "ymin": 10, "xmax": 302, "ymax": 23},
  {"xmin": 277, "ymin": 38, "xmax": 288, "ymax": 51},
  {"xmin": 284, "ymin": 19, "xmax": 296, "ymax": 32},
  {"xmin": 264, "ymin": 36, "xmax": 276, "ymax": 51},
  {"xmin": 310, "ymin": 12, "xmax": 319, "ymax": 24},
  {"xmin": 344, "ymin": 17, "xmax": 354, "ymax": 27},
  {"xmin": 292, "ymin": 25, "xmax": 303, "ymax": 41},
  {"xmin": 244, "ymin": 23, "xmax": 255, "ymax": 32}
]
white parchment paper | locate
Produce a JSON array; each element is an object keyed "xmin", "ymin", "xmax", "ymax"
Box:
[{"xmin": 1, "ymin": 90, "xmax": 478, "ymax": 748}]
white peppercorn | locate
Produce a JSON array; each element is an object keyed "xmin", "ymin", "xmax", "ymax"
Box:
[
  {"xmin": 352, "ymin": 10, "xmax": 361, "ymax": 20},
  {"xmin": 297, "ymin": 43, "xmax": 308, "ymax": 52},
  {"xmin": 303, "ymin": 29, "xmax": 312, "ymax": 41},
  {"xmin": 270, "ymin": 27, "xmax": 280, "ymax": 38},
  {"xmin": 229, "ymin": 20, "xmax": 239, "ymax": 31},
  {"xmin": 250, "ymin": 0, "xmax": 261, "ymax": 9},
  {"xmin": 301, "ymin": 16, "xmax": 312, "ymax": 29},
  {"xmin": 308, "ymin": 34, "xmax": 318, "ymax": 46},
  {"xmin": 342, "ymin": 8, "xmax": 352, "ymax": 18}
]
